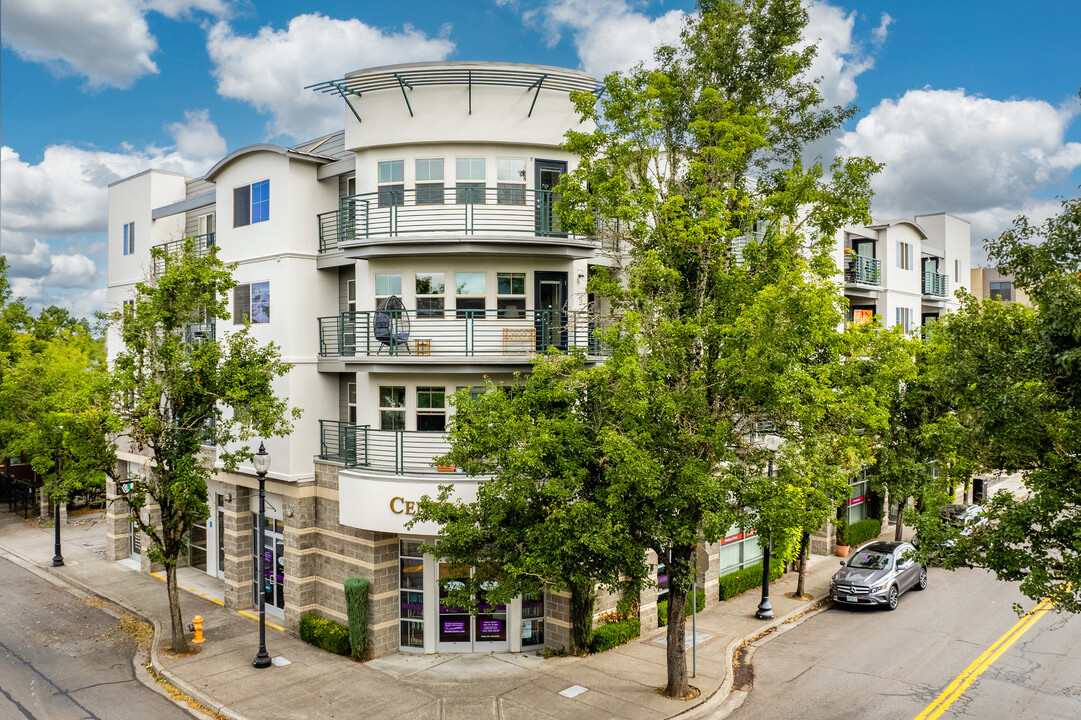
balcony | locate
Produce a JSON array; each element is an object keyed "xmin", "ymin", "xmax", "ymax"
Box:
[
  {"xmin": 844, "ymin": 255, "xmax": 881, "ymax": 286},
  {"xmin": 317, "ymin": 188, "xmax": 595, "ymax": 253},
  {"xmin": 923, "ymin": 271, "xmax": 949, "ymax": 298},
  {"xmin": 731, "ymin": 231, "xmax": 766, "ymax": 264},
  {"xmin": 319, "ymin": 420, "xmax": 454, "ymax": 475},
  {"xmin": 317, "ymin": 308, "xmax": 606, "ymax": 360},
  {"xmin": 152, "ymin": 233, "xmax": 215, "ymax": 276},
  {"xmin": 183, "ymin": 322, "xmax": 215, "ymax": 344}
]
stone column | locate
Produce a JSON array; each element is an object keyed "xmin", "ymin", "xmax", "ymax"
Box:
[
  {"xmin": 104, "ymin": 476, "xmax": 131, "ymax": 561},
  {"xmin": 544, "ymin": 589, "xmax": 572, "ymax": 652},
  {"xmin": 223, "ymin": 486, "xmax": 253, "ymax": 610},
  {"xmin": 369, "ymin": 534, "xmax": 400, "ymax": 658}
]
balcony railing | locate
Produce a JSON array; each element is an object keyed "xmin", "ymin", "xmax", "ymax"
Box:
[
  {"xmin": 152, "ymin": 233, "xmax": 215, "ymax": 276},
  {"xmin": 183, "ymin": 322, "xmax": 215, "ymax": 344},
  {"xmin": 317, "ymin": 187, "xmax": 591, "ymax": 252},
  {"xmin": 319, "ymin": 421, "xmax": 454, "ymax": 475},
  {"xmin": 923, "ymin": 271, "xmax": 949, "ymax": 297},
  {"xmin": 318, "ymin": 308, "xmax": 606, "ymax": 358},
  {"xmin": 844, "ymin": 255, "xmax": 881, "ymax": 286},
  {"xmin": 731, "ymin": 231, "xmax": 766, "ymax": 264}
]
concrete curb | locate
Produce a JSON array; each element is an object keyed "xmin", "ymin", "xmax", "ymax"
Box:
[{"xmin": 670, "ymin": 593, "xmax": 833, "ymax": 720}]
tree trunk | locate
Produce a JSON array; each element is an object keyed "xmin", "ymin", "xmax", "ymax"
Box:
[
  {"xmin": 895, "ymin": 505, "xmax": 905, "ymax": 542},
  {"xmin": 165, "ymin": 563, "xmax": 189, "ymax": 654},
  {"xmin": 664, "ymin": 583, "xmax": 690, "ymax": 698},
  {"xmin": 795, "ymin": 531, "xmax": 810, "ymax": 598},
  {"xmin": 569, "ymin": 581, "xmax": 596, "ymax": 655}
]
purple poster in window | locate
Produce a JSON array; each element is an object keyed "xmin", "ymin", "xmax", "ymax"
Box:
[
  {"xmin": 442, "ymin": 620, "xmax": 467, "ymax": 635},
  {"xmin": 478, "ymin": 619, "xmax": 505, "ymax": 641},
  {"xmin": 480, "ymin": 620, "xmax": 501, "ymax": 633}
]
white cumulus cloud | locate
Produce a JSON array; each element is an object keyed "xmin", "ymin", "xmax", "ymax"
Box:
[
  {"xmin": 47, "ymin": 253, "xmax": 99, "ymax": 289},
  {"xmin": 206, "ymin": 14, "xmax": 457, "ymax": 140},
  {"xmin": 166, "ymin": 109, "xmax": 228, "ymax": 160},
  {"xmin": 0, "ymin": 0, "xmax": 229, "ymax": 89}
]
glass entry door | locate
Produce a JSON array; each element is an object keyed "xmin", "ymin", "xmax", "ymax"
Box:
[
  {"xmin": 534, "ymin": 271, "xmax": 567, "ymax": 352},
  {"xmin": 252, "ymin": 515, "xmax": 285, "ymax": 616},
  {"xmin": 436, "ymin": 562, "xmax": 509, "ymax": 653},
  {"xmin": 216, "ymin": 493, "xmax": 225, "ymax": 579},
  {"xmin": 534, "ymin": 159, "xmax": 567, "ymax": 236}
]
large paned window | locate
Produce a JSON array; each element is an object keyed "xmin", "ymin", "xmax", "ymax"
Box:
[
  {"xmin": 496, "ymin": 158, "xmax": 526, "ymax": 205},
  {"xmin": 990, "ymin": 281, "xmax": 1013, "ymax": 302},
  {"xmin": 234, "ymin": 180, "xmax": 269, "ymax": 227},
  {"xmin": 416, "ymin": 387, "xmax": 446, "ymax": 432},
  {"xmin": 233, "ymin": 281, "xmax": 270, "ymax": 324},
  {"xmin": 375, "ymin": 273, "xmax": 403, "ymax": 300},
  {"xmin": 379, "ymin": 386, "xmax": 405, "ymax": 430},
  {"xmin": 415, "ymin": 158, "xmax": 444, "ymax": 205},
  {"xmin": 416, "ymin": 272, "xmax": 445, "ymax": 318},
  {"xmin": 897, "ymin": 241, "xmax": 913, "ymax": 270},
  {"xmin": 122, "ymin": 222, "xmax": 135, "ymax": 255},
  {"xmin": 895, "ymin": 306, "xmax": 913, "ymax": 334},
  {"xmin": 455, "ymin": 272, "xmax": 486, "ymax": 318},
  {"xmin": 399, "ymin": 539, "xmax": 424, "ymax": 649},
  {"xmin": 378, "ymin": 160, "xmax": 405, "ymax": 207},
  {"xmin": 455, "ymin": 157, "xmax": 486, "ymax": 204},
  {"xmin": 718, "ymin": 526, "xmax": 764, "ymax": 575},
  {"xmin": 497, "ymin": 272, "xmax": 526, "ymax": 318},
  {"xmin": 346, "ymin": 381, "xmax": 357, "ymax": 424},
  {"xmin": 847, "ymin": 477, "xmax": 870, "ymax": 524}
]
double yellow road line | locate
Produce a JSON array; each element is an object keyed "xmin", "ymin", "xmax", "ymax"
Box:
[{"xmin": 914, "ymin": 596, "xmax": 1055, "ymax": 720}]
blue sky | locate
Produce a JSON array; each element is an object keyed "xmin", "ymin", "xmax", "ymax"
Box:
[{"xmin": 3, "ymin": 0, "xmax": 1080, "ymax": 316}]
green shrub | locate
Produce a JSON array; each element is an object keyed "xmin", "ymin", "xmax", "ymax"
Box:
[
  {"xmin": 588, "ymin": 617, "xmax": 641, "ymax": 653},
  {"xmin": 657, "ymin": 587, "xmax": 707, "ymax": 627},
  {"xmin": 344, "ymin": 576, "xmax": 371, "ymax": 660},
  {"xmin": 718, "ymin": 561, "xmax": 785, "ymax": 601},
  {"xmin": 846, "ymin": 518, "xmax": 883, "ymax": 548},
  {"xmin": 299, "ymin": 612, "xmax": 351, "ymax": 656}
]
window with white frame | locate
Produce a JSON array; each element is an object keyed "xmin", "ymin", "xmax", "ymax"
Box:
[
  {"xmin": 197, "ymin": 213, "xmax": 215, "ymax": 239},
  {"xmin": 375, "ymin": 273, "xmax": 402, "ymax": 301},
  {"xmin": 897, "ymin": 241, "xmax": 913, "ymax": 270},
  {"xmin": 415, "ymin": 272, "xmax": 445, "ymax": 318},
  {"xmin": 455, "ymin": 272, "xmax": 486, "ymax": 319},
  {"xmin": 379, "ymin": 386, "xmax": 405, "ymax": 430},
  {"xmin": 456, "ymin": 157, "xmax": 486, "ymax": 204},
  {"xmin": 123, "ymin": 222, "xmax": 135, "ymax": 255},
  {"xmin": 233, "ymin": 180, "xmax": 269, "ymax": 227},
  {"xmin": 378, "ymin": 160, "xmax": 404, "ymax": 207},
  {"xmin": 122, "ymin": 299, "xmax": 134, "ymax": 317},
  {"xmin": 416, "ymin": 387, "xmax": 446, "ymax": 432},
  {"xmin": 990, "ymin": 281, "xmax": 1013, "ymax": 302},
  {"xmin": 895, "ymin": 306, "xmax": 913, "ymax": 333},
  {"xmin": 496, "ymin": 158, "xmax": 526, "ymax": 205},
  {"xmin": 415, "ymin": 158, "xmax": 444, "ymax": 205},
  {"xmin": 954, "ymin": 259, "xmax": 961, "ymax": 283},
  {"xmin": 346, "ymin": 381, "xmax": 358, "ymax": 424},
  {"xmin": 497, "ymin": 272, "xmax": 526, "ymax": 318},
  {"xmin": 233, "ymin": 281, "xmax": 270, "ymax": 324}
]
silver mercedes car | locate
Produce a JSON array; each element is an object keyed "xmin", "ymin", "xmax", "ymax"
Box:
[{"xmin": 830, "ymin": 541, "xmax": 927, "ymax": 610}]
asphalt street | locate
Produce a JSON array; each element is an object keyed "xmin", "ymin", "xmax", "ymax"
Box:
[
  {"xmin": 729, "ymin": 565, "xmax": 1081, "ymax": 720},
  {"xmin": 0, "ymin": 554, "xmax": 199, "ymax": 720}
]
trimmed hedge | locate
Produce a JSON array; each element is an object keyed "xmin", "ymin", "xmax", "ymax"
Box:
[
  {"xmin": 657, "ymin": 587, "xmax": 706, "ymax": 627},
  {"xmin": 846, "ymin": 518, "xmax": 883, "ymax": 548},
  {"xmin": 299, "ymin": 612, "xmax": 351, "ymax": 656},
  {"xmin": 718, "ymin": 561, "xmax": 785, "ymax": 601},
  {"xmin": 344, "ymin": 576, "xmax": 371, "ymax": 660},
  {"xmin": 588, "ymin": 617, "xmax": 641, "ymax": 654}
]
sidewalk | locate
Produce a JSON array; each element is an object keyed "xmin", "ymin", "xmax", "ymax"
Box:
[{"xmin": 0, "ymin": 511, "xmax": 841, "ymax": 720}]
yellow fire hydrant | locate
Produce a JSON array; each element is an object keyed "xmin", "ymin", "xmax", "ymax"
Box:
[{"xmin": 192, "ymin": 615, "xmax": 205, "ymax": 644}]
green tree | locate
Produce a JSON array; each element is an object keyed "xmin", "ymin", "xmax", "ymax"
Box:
[
  {"xmin": 110, "ymin": 239, "xmax": 299, "ymax": 653},
  {"xmin": 928, "ymin": 194, "xmax": 1081, "ymax": 612},
  {"xmin": 412, "ymin": 351, "xmax": 645, "ymax": 655},
  {"xmin": 560, "ymin": 0, "xmax": 879, "ymax": 697}
]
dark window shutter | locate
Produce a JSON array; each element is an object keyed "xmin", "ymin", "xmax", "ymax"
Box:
[
  {"xmin": 234, "ymin": 185, "xmax": 251, "ymax": 227},
  {"xmin": 234, "ymin": 283, "xmax": 250, "ymax": 324}
]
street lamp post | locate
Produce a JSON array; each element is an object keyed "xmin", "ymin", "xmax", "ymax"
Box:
[
  {"xmin": 252, "ymin": 442, "xmax": 272, "ymax": 669},
  {"xmin": 51, "ymin": 449, "xmax": 64, "ymax": 567},
  {"xmin": 755, "ymin": 456, "xmax": 774, "ymax": 620}
]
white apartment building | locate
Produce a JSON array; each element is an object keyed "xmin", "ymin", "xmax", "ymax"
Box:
[{"xmin": 106, "ymin": 61, "xmax": 970, "ymax": 658}]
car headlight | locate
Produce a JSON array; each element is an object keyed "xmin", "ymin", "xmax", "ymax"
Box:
[{"xmin": 871, "ymin": 581, "xmax": 888, "ymax": 591}]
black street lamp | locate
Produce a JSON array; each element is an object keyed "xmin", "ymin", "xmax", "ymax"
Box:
[
  {"xmin": 252, "ymin": 442, "xmax": 273, "ymax": 669},
  {"xmin": 51, "ymin": 449, "xmax": 64, "ymax": 567},
  {"xmin": 755, "ymin": 456, "xmax": 775, "ymax": 620}
]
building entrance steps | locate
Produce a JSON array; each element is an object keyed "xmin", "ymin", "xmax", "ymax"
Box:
[{"xmin": 1, "ymin": 509, "xmax": 875, "ymax": 720}]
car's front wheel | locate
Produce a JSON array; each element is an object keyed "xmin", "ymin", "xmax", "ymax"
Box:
[
  {"xmin": 886, "ymin": 585, "xmax": 899, "ymax": 610},
  {"xmin": 916, "ymin": 567, "xmax": 928, "ymax": 590}
]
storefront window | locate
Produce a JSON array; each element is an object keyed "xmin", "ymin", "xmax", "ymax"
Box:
[
  {"xmin": 521, "ymin": 592, "xmax": 545, "ymax": 646},
  {"xmin": 717, "ymin": 524, "xmax": 763, "ymax": 576},
  {"xmin": 847, "ymin": 477, "xmax": 869, "ymax": 524},
  {"xmin": 399, "ymin": 539, "xmax": 424, "ymax": 649},
  {"xmin": 252, "ymin": 515, "xmax": 285, "ymax": 613}
]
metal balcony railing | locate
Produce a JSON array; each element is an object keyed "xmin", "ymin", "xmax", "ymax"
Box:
[
  {"xmin": 317, "ymin": 187, "xmax": 591, "ymax": 252},
  {"xmin": 923, "ymin": 271, "xmax": 949, "ymax": 297},
  {"xmin": 731, "ymin": 231, "xmax": 766, "ymax": 264},
  {"xmin": 152, "ymin": 233, "xmax": 215, "ymax": 275},
  {"xmin": 844, "ymin": 255, "xmax": 882, "ymax": 286},
  {"xmin": 317, "ymin": 308, "xmax": 606, "ymax": 358},
  {"xmin": 183, "ymin": 322, "xmax": 215, "ymax": 344},
  {"xmin": 319, "ymin": 421, "xmax": 455, "ymax": 475}
]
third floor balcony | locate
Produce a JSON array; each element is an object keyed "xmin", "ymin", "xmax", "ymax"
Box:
[
  {"xmin": 844, "ymin": 254, "xmax": 882, "ymax": 287},
  {"xmin": 319, "ymin": 420, "xmax": 455, "ymax": 476},
  {"xmin": 923, "ymin": 270, "xmax": 949, "ymax": 298},
  {"xmin": 151, "ymin": 233, "xmax": 215, "ymax": 276},
  {"xmin": 317, "ymin": 308, "xmax": 606, "ymax": 364}
]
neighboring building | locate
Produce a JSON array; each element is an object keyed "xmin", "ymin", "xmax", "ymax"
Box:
[
  {"xmin": 106, "ymin": 61, "xmax": 972, "ymax": 657},
  {"xmin": 970, "ymin": 267, "xmax": 1030, "ymax": 305}
]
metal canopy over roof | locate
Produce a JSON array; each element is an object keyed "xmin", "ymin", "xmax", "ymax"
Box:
[{"xmin": 307, "ymin": 62, "xmax": 599, "ymax": 122}]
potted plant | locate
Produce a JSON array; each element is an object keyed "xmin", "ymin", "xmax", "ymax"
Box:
[{"xmin": 835, "ymin": 518, "xmax": 850, "ymax": 558}]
